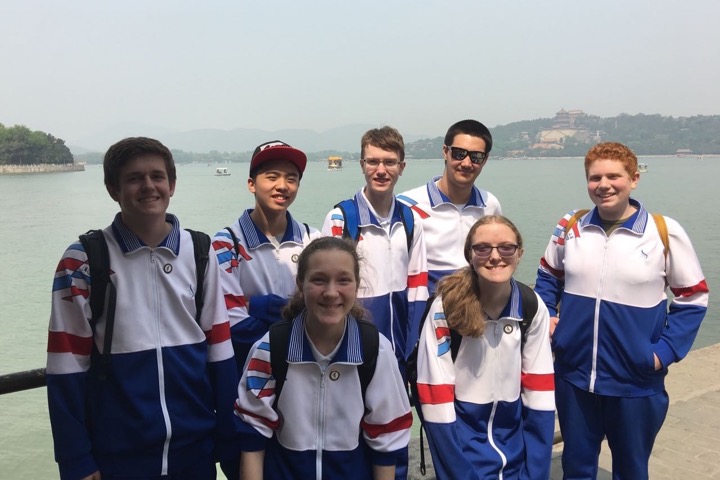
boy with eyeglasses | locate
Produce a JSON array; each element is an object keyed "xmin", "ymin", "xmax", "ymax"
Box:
[
  {"xmin": 398, "ymin": 119, "xmax": 501, "ymax": 294},
  {"xmin": 322, "ymin": 126, "xmax": 429, "ymax": 480}
]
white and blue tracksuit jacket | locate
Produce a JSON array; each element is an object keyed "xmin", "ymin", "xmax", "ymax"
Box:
[
  {"xmin": 416, "ymin": 281, "xmax": 556, "ymax": 480},
  {"xmin": 46, "ymin": 214, "xmax": 238, "ymax": 480},
  {"xmin": 322, "ymin": 190, "xmax": 430, "ymax": 367},
  {"xmin": 398, "ymin": 176, "xmax": 502, "ymax": 294},
  {"xmin": 235, "ymin": 313, "xmax": 413, "ymax": 480},
  {"xmin": 212, "ymin": 209, "xmax": 321, "ymax": 368},
  {"xmin": 535, "ymin": 200, "xmax": 709, "ymax": 396}
]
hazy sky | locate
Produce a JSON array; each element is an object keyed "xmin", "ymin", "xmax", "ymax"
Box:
[{"xmin": 2, "ymin": 0, "xmax": 718, "ymax": 145}]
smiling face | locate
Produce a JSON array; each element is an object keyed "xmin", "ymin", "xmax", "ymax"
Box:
[
  {"xmin": 469, "ymin": 221, "xmax": 523, "ymax": 286},
  {"xmin": 248, "ymin": 159, "xmax": 300, "ymax": 214},
  {"xmin": 586, "ymin": 158, "xmax": 639, "ymax": 221},
  {"xmin": 361, "ymin": 144, "xmax": 405, "ymax": 199},
  {"xmin": 299, "ymin": 249, "xmax": 358, "ymax": 331},
  {"xmin": 442, "ymin": 133, "xmax": 487, "ymax": 194},
  {"xmin": 106, "ymin": 154, "xmax": 175, "ymax": 225}
]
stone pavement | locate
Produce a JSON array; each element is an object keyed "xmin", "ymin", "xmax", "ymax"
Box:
[{"xmin": 408, "ymin": 343, "xmax": 720, "ymax": 479}]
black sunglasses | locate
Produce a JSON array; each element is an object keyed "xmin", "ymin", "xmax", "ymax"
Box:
[{"xmin": 446, "ymin": 146, "xmax": 488, "ymax": 164}]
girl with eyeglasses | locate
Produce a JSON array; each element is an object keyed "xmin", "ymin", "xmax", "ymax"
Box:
[{"xmin": 414, "ymin": 215, "xmax": 555, "ymax": 480}]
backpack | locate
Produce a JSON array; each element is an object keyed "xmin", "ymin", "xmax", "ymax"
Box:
[
  {"xmin": 564, "ymin": 209, "xmax": 670, "ymax": 259},
  {"xmin": 335, "ymin": 198, "xmax": 415, "ymax": 253},
  {"xmin": 79, "ymin": 228, "xmax": 211, "ymax": 380},
  {"xmin": 268, "ymin": 317, "xmax": 379, "ymax": 406},
  {"xmin": 225, "ymin": 223, "xmax": 311, "ymax": 258},
  {"xmin": 405, "ymin": 281, "xmax": 538, "ymax": 476}
]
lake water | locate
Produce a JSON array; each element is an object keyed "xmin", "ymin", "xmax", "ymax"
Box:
[{"xmin": 1, "ymin": 156, "xmax": 717, "ymax": 478}]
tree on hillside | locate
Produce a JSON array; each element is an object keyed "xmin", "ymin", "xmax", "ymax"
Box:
[{"xmin": 0, "ymin": 124, "xmax": 74, "ymax": 165}]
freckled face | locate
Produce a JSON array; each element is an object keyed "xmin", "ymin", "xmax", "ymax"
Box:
[{"xmin": 586, "ymin": 159, "xmax": 639, "ymax": 221}]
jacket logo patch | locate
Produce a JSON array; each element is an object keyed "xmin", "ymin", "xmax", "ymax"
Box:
[
  {"xmin": 503, "ymin": 324, "xmax": 514, "ymax": 334},
  {"xmin": 291, "ymin": 254, "xmax": 299, "ymax": 263},
  {"xmin": 163, "ymin": 264, "xmax": 173, "ymax": 274},
  {"xmin": 641, "ymin": 249, "xmax": 649, "ymax": 259},
  {"xmin": 329, "ymin": 370, "xmax": 340, "ymax": 381}
]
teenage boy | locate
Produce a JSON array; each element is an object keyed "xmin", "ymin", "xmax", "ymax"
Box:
[
  {"xmin": 322, "ymin": 126, "xmax": 429, "ymax": 374},
  {"xmin": 535, "ymin": 142, "xmax": 709, "ymax": 479},
  {"xmin": 46, "ymin": 137, "xmax": 238, "ymax": 480},
  {"xmin": 322, "ymin": 125, "xmax": 428, "ymax": 480},
  {"xmin": 398, "ymin": 119, "xmax": 501, "ymax": 294}
]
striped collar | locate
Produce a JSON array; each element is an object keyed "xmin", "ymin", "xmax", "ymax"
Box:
[
  {"xmin": 425, "ymin": 175, "xmax": 487, "ymax": 208},
  {"xmin": 111, "ymin": 213, "xmax": 181, "ymax": 254},
  {"xmin": 286, "ymin": 311, "xmax": 366, "ymax": 365},
  {"xmin": 352, "ymin": 188, "xmax": 405, "ymax": 228},
  {"xmin": 500, "ymin": 278, "xmax": 525, "ymax": 320},
  {"xmin": 581, "ymin": 198, "xmax": 648, "ymax": 235},
  {"xmin": 238, "ymin": 209, "xmax": 306, "ymax": 249}
]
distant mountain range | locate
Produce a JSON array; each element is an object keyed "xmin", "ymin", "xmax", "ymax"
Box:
[{"xmin": 68, "ymin": 123, "xmax": 431, "ymax": 155}]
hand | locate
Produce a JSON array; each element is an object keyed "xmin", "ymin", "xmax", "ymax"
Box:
[
  {"xmin": 549, "ymin": 316, "xmax": 559, "ymax": 337},
  {"xmin": 653, "ymin": 353, "xmax": 662, "ymax": 371},
  {"xmin": 81, "ymin": 471, "xmax": 101, "ymax": 480}
]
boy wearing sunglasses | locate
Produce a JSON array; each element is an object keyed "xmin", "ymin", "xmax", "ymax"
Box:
[{"xmin": 398, "ymin": 119, "xmax": 501, "ymax": 294}]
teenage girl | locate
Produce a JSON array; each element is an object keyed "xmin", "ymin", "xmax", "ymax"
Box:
[
  {"xmin": 415, "ymin": 215, "xmax": 555, "ymax": 480},
  {"xmin": 235, "ymin": 236, "xmax": 412, "ymax": 480}
]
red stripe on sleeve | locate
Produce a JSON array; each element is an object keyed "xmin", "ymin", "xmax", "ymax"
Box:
[
  {"xmin": 234, "ymin": 402, "xmax": 280, "ymax": 430},
  {"xmin": 540, "ymin": 257, "xmax": 564, "ymax": 279},
  {"xmin": 247, "ymin": 358, "xmax": 272, "ymax": 375},
  {"xmin": 47, "ymin": 331, "xmax": 93, "ymax": 355},
  {"xmin": 410, "ymin": 205, "xmax": 430, "ymax": 219},
  {"xmin": 331, "ymin": 226, "xmax": 343, "ymax": 236},
  {"xmin": 361, "ymin": 411, "xmax": 414, "ymax": 438},
  {"xmin": 408, "ymin": 271, "xmax": 428, "ymax": 289},
  {"xmin": 225, "ymin": 294, "xmax": 246, "ymax": 309},
  {"xmin": 435, "ymin": 326, "xmax": 450, "ymax": 341},
  {"xmin": 416, "ymin": 383, "xmax": 454, "ymax": 404},
  {"xmin": 521, "ymin": 372, "xmax": 555, "ymax": 391},
  {"xmin": 56, "ymin": 258, "xmax": 85, "ymax": 273},
  {"xmin": 671, "ymin": 279, "xmax": 709, "ymax": 298},
  {"xmin": 207, "ymin": 321, "xmax": 231, "ymax": 344}
]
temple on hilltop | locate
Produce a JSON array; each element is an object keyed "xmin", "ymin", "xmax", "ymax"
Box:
[{"xmin": 531, "ymin": 109, "xmax": 591, "ymax": 151}]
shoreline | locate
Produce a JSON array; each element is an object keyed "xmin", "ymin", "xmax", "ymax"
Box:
[{"xmin": 0, "ymin": 164, "xmax": 85, "ymax": 175}]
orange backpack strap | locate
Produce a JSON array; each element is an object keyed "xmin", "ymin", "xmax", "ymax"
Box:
[
  {"xmin": 563, "ymin": 209, "xmax": 590, "ymax": 235},
  {"xmin": 651, "ymin": 213, "xmax": 670, "ymax": 260}
]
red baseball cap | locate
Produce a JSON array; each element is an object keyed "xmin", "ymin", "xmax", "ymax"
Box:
[{"xmin": 249, "ymin": 140, "xmax": 307, "ymax": 178}]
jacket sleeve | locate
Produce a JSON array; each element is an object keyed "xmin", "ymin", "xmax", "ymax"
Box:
[
  {"xmin": 202, "ymin": 246, "xmax": 242, "ymax": 462},
  {"xmin": 46, "ymin": 242, "xmax": 99, "ymax": 480},
  {"xmin": 519, "ymin": 296, "xmax": 556, "ymax": 480},
  {"xmin": 234, "ymin": 333, "xmax": 279, "ymax": 452},
  {"xmin": 212, "ymin": 228, "xmax": 276, "ymax": 364},
  {"xmin": 361, "ymin": 335, "xmax": 413, "ymax": 466},
  {"xmin": 654, "ymin": 216, "xmax": 709, "ymax": 367},
  {"xmin": 534, "ymin": 211, "xmax": 576, "ymax": 317},
  {"xmin": 321, "ymin": 207, "xmax": 344, "ymax": 238},
  {"xmin": 405, "ymin": 214, "xmax": 429, "ymax": 359},
  {"xmin": 416, "ymin": 297, "xmax": 478, "ymax": 479}
]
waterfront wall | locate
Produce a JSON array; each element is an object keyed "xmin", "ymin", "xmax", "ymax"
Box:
[{"xmin": 0, "ymin": 163, "xmax": 85, "ymax": 175}]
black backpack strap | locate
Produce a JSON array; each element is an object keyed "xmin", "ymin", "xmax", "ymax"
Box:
[
  {"xmin": 186, "ymin": 229, "xmax": 210, "ymax": 324},
  {"xmin": 397, "ymin": 202, "xmax": 415, "ymax": 253},
  {"xmin": 225, "ymin": 226, "xmax": 240, "ymax": 258},
  {"xmin": 269, "ymin": 320, "xmax": 293, "ymax": 404},
  {"xmin": 516, "ymin": 281, "xmax": 539, "ymax": 348},
  {"xmin": 79, "ymin": 229, "xmax": 116, "ymax": 380},
  {"xmin": 356, "ymin": 318, "xmax": 379, "ymax": 401}
]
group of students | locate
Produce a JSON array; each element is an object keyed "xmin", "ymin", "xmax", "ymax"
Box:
[{"xmin": 45, "ymin": 120, "xmax": 709, "ymax": 480}]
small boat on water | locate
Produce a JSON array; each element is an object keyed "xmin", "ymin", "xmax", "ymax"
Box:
[
  {"xmin": 638, "ymin": 163, "xmax": 648, "ymax": 173},
  {"xmin": 215, "ymin": 167, "xmax": 231, "ymax": 176},
  {"xmin": 327, "ymin": 156, "xmax": 343, "ymax": 171}
]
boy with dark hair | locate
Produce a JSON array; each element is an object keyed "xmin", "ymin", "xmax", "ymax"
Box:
[
  {"xmin": 398, "ymin": 119, "xmax": 501, "ymax": 294},
  {"xmin": 46, "ymin": 137, "xmax": 238, "ymax": 480}
]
